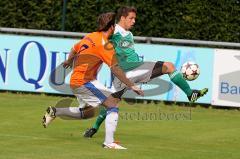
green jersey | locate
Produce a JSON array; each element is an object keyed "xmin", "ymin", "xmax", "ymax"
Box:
[{"xmin": 110, "ymin": 24, "xmax": 143, "ymax": 72}]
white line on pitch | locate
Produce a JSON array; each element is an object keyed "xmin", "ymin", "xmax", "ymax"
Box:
[{"xmin": 0, "ymin": 133, "xmax": 57, "ymax": 140}]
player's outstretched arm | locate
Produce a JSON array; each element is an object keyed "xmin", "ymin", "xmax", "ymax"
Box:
[{"xmin": 111, "ymin": 64, "xmax": 144, "ymax": 96}]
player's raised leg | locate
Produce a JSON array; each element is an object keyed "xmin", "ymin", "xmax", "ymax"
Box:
[{"xmin": 150, "ymin": 61, "xmax": 208, "ymax": 102}]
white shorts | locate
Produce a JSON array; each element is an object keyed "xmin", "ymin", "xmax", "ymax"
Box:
[
  {"xmin": 112, "ymin": 62, "xmax": 156, "ymax": 93},
  {"xmin": 72, "ymin": 80, "xmax": 113, "ymax": 108}
]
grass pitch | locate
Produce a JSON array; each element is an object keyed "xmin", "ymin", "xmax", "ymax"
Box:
[{"xmin": 0, "ymin": 92, "xmax": 240, "ymax": 159}]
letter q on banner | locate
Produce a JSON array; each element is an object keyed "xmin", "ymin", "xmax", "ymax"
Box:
[{"xmin": 18, "ymin": 41, "xmax": 47, "ymax": 90}]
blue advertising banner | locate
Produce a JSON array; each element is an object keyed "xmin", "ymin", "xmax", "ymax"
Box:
[
  {"xmin": 0, "ymin": 34, "xmax": 76, "ymax": 94},
  {"xmin": 0, "ymin": 34, "xmax": 214, "ymax": 104}
]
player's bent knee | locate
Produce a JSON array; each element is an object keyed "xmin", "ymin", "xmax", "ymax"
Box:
[
  {"xmin": 103, "ymin": 95, "xmax": 120, "ymax": 107},
  {"xmin": 164, "ymin": 62, "xmax": 175, "ymax": 73},
  {"xmin": 81, "ymin": 106, "xmax": 98, "ymax": 119}
]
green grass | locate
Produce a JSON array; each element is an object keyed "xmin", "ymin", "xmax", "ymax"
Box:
[{"xmin": 0, "ymin": 92, "xmax": 240, "ymax": 159}]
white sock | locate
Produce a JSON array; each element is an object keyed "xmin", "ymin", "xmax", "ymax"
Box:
[
  {"xmin": 55, "ymin": 107, "xmax": 83, "ymax": 119},
  {"xmin": 104, "ymin": 107, "xmax": 119, "ymax": 144},
  {"xmin": 77, "ymin": 97, "xmax": 87, "ymax": 108}
]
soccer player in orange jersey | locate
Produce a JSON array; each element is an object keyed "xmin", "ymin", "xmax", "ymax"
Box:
[{"xmin": 42, "ymin": 12, "xmax": 143, "ymax": 149}]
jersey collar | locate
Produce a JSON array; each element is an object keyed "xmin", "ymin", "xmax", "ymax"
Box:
[{"xmin": 114, "ymin": 24, "xmax": 131, "ymax": 37}]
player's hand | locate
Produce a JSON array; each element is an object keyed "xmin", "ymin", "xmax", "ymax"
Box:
[
  {"xmin": 62, "ymin": 60, "xmax": 72, "ymax": 69},
  {"xmin": 130, "ymin": 85, "xmax": 144, "ymax": 96}
]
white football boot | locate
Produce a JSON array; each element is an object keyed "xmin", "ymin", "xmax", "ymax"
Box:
[
  {"xmin": 102, "ymin": 142, "xmax": 127, "ymax": 150},
  {"xmin": 42, "ymin": 106, "xmax": 56, "ymax": 128}
]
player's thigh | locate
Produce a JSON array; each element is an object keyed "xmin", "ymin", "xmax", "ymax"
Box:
[
  {"xmin": 112, "ymin": 62, "xmax": 156, "ymax": 90},
  {"xmin": 111, "ymin": 62, "xmax": 156, "ymax": 98},
  {"xmin": 72, "ymin": 80, "xmax": 114, "ymax": 108},
  {"xmin": 127, "ymin": 62, "xmax": 158, "ymax": 83}
]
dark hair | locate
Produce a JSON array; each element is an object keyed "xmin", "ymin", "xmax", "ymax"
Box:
[
  {"xmin": 116, "ymin": 6, "xmax": 137, "ymax": 22},
  {"xmin": 97, "ymin": 12, "xmax": 116, "ymax": 32}
]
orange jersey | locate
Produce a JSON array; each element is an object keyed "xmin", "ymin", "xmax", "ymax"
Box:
[{"xmin": 70, "ymin": 32, "xmax": 117, "ymax": 88}]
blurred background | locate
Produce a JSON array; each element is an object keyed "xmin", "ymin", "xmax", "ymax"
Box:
[{"xmin": 0, "ymin": 0, "xmax": 239, "ymax": 42}]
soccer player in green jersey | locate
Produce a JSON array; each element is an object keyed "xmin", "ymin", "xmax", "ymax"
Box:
[{"xmin": 83, "ymin": 6, "xmax": 208, "ymax": 138}]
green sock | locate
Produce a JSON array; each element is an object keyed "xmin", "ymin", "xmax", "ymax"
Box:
[
  {"xmin": 169, "ymin": 70, "xmax": 192, "ymax": 96},
  {"xmin": 92, "ymin": 106, "xmax": 107, "ymax": 130}
]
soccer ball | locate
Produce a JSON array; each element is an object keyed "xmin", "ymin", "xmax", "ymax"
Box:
[{"xmin": 180, "ymin": 61, "xmax": 200, "ymax": 81}]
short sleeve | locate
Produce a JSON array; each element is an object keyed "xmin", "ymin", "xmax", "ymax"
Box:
[
  {"xmin": 72, "ymin": 40, "xmax": 91, "ymax": 54},
  {"xmin": 72, "ymin": 41, "xmax": 81, "ymax": 53}
]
